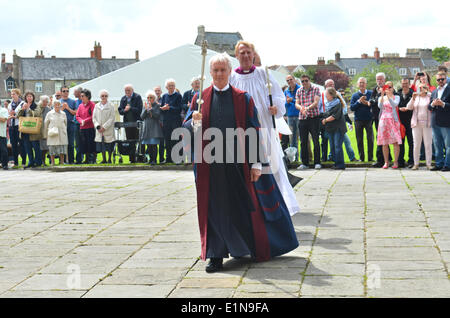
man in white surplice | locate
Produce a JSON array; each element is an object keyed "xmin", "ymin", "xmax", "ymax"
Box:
[{"xmin": 229, "ymin": 41, "xmax": 300, "ymax": 216}]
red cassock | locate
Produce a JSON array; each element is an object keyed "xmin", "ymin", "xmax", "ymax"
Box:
[{"xmin": 189, "ymin": 85, "xmax": 299, "ymax": 262}]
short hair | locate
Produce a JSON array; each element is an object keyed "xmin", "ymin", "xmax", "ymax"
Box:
[
  {"xmin": 358, "ymin": 77, "xmax": 367, "ymax": 83},
  {"xmin": 124, "ymin": 84, "xmax": 134, "ymax": 91},
  {"xmin": 146, "ymin": 90, "xmax": 157, "ymax": 100},
  {"xmin": 75, "ymin": 87, "xmax": 83, "ymax": 92},
  {"xmin": 209, "ymin": 52, "xmax": 232, "ymax": 71},
  {"xmin": 190, "ymin": 77, "xmax": 201, "ymax": 85},
  {"xmin": 53, "ymin": 100, "xmax": 61, "ymax": 107},
  {"xmin": 61, "ymin": 86, "xmax": 69, "ymax": 91},
  {"xmin": 11, "ymin": 88, "xmax": 21, "ymax": 96},
  {"xmin": 81, "ymin": 89, "xmax": 92, "ymax": 100},
  {"xmin": 401, "ymin": 77, "xmax": 410, "ymax": 82},
  {"xmin": 324, "ymin": 79, "xmax": 335, "ymax": 87},
  {"xmin": 438, "ymin": 65, "xmax": 448, "ymax": 73},
  {"xmin": 165, "ymin": 78, "xmax": 176, "ymax": 88},
  {"xmin": 437, "ymin": 71, "xmax": 447, "ymax": 77},
  {"xmin": 99, "ymin": 89, "xmax": 109, "ymax": 97},
  {"xmin": 39, "ymin": 95, "xmax": 50, "ymax": 104},
  {"xmin": 301, "ymin": 74, "xmax": 310, "ymax": 80},
  {"xmin": 235, "ymin": 40, "xmax": 255, "ymax": 56},
  {"xmin": 376, "ymin": 72, "xmax": 386, "ymax": 79}
]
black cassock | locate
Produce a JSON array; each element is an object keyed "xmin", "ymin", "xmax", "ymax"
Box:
[{"xmin": 206, "ymin": 87, "xmax": 255, "ymax": 259}]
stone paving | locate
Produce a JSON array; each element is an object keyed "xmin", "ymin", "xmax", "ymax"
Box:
[{"xmin": 0, "ymin": 168, "xmax": 449, "ymax": 298}]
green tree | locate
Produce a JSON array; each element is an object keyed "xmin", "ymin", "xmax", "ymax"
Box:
[
  {"xmin": 350, "ymin": 63, "xmax": 402, "ymax": 92},
  {"xmin": 432, "ymin": 47, "xmax": 450, "ymax": 64},
  {"xmin": 293, "ymin": 67, "xmax": 316, "ymax": 82}
]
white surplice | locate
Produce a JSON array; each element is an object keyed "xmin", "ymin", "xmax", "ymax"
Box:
[{"xmin": 230, "ymin": 67, "xmax": 300, "ymax": 216}]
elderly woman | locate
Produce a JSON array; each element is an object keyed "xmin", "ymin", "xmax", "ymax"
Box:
[
  {"xmin": 93, "ymin": 90, "xmax": 116, "ymax": 164},
  {"xmin": 321, "ymin": 87, "xmax": 348, "ymax": 170},
  {"xmin": 377, "ymin": 81, "xmax": 402, "ymax": 169},
  {"xmin": 44, "ymin": 100, "xmax": 68, "ymax": 166},
  {"xmin": 76, "ymin": 89, "xmax": 96, "ymax": 164},
  {"xmin": 402, "ymin": 83, "xmax": 433, "ymax": 170},
  {"xmin": 39, "ymin": 95, "xmax": 51, "ymax": 166},
  {"xmin": 141, "ymin": 90, "xmax": 164, "ymax": 165},
  {"xmin": 17, "ymin": 91, "xmax": 42, "ymax": 168}
]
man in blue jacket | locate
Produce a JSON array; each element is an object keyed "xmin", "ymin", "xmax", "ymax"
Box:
[
  {"xmin": 284, "ymin": 75, "xmax": 300, "ymax": 160},
  {"xmin": 350, "ymin": 77, "xmax": 373, "ymax": 162},
  {"xmin": 429, "ymin": 71, "xmax": 450, "ymax": 171}
]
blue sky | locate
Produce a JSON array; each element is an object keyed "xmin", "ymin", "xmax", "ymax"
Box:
[{"xmin": 2, "ymin": 0, "xmax": 448, "ymax": 66}]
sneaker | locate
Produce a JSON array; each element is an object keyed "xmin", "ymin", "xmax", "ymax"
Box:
[
  {"xmin": 297, "ymin": 164, "xmax": 308, "ymax": 170},
  {"xmin": 315, "ymin": 164, "xmax": 322, "ymax": 170}
]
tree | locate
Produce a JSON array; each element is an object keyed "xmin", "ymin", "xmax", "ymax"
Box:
[
  {"xmin": 432, "ymin": 47, "xmax": 450, "ymax": 64},
  {"xmin": 313, "ymin": 69, "xmax": 350, "ymax": 90},
  {"xmin": 293, "ymin": 67, "xmax": 316, "ymax": 82},
  {"xmin": 350, "ymin": 63, "xmax": 401, "ymax": 92}
]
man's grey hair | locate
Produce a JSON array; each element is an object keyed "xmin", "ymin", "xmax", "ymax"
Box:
[
  {"xmin": 358, "ymin": 77, "xmax": 367, "ymax": 84},
  {"xmin": 165, "ymin": 78, "xmax": 176, "ymax": 88},
  {"xmin": 99, "ymin": 89, "xmax": 109, "ymax": 97},
  {"xmin": 324, "ymin": 79, "xmax": 335, "ymax": 87},
  {"xmin": 191, "ymin": 77, "xmax": 201, "ymax": 85},
  {"xmin": 124, "ymin": 84, "xmax": 134, "ymax": 91},
  {"xmin": 209, "ymin": 52, "xmax": 232, "ymax": 70},
  {"xmin": 376, "ymin": 72, "xmax": 386, "ymax": 79},
  {"xmin": 75, "ymin": 87, "xmax": 83, "ymax": 92},
  {"xmin": 39, "ymin": 95, "xmax": 50, "ymax": 103}
]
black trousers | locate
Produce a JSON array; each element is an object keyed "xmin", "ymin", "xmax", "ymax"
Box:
[
  {"xmin": 399, "ymin": 124, "xmax": 413, "ymax": 165},
  {"xmin": 162, "ymin": 118, "xmax": 181, "ymax": 163},
  {"xmin": 298, "ymin": 117, "xmax": 321, "ymax": 166},
  {"xmin": 0, "ymin": 137, "xmax": 8, "ymax": 168},
  {"xmin": 125, "ymin": 127, "xmax": 138, "ymax": 163},
  {"xmin": 319, "ymin": 123, "xmax": 329, "ymax": 161},
  {"xmin": 355, "ymin": 120, "xmax": 374, "ymax": 162},
  {"xmin": 146, "ymin": 144, "xmax": 158, "ymax": 163}
]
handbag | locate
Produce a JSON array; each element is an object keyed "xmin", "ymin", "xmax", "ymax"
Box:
[
  {"xmin": 48, "ymin": 126, "xmax": 59, "ymax": 137},
  {"xmin": 396, "ymin": 108, "xmax": 406, "ymax": 139},
  {"xmin": 19, "ymin": 116, "xmax": 43, "ymax": 134}
]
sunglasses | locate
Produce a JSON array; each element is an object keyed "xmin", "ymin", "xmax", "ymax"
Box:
[
  {"xmin": 62, "ymin": 90, "xmax": 69, "ymax": 93},
  {"xmin": 437, "ymin": 78, "xmax": 446, "ymax": 82},
  {"xmin": 301, "ymin": 80, "xmax": 309, "ymax": 83}
]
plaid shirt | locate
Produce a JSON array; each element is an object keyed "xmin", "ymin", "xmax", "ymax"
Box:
[{"xmin": 296, "ymin": 86, "xmax": 321, "ymax": 120}]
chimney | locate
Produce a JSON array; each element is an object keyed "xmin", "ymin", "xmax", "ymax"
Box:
[
  {"xmin": 198, "ymin": 25, "xmax": 206, "ymax": 42},
  {"xmin": 361, "ymin": 53, "xmax": 368, "ymax": 59},
  {"xmin": 335, "ymin": 52, "xmax": 341, "ymax": 63},
  {"xmin": 374, "ymin": 47, "xmax": 380, "ymax": 61},
  {"xmin": 1, "ymin": 53, "xmax": 5, "ymax": 72},
  {"xmin": 112, "ymin": 56, "xmax": 116, "ymax": 59},
  {"xmin": 94, "ymin": 42, "xmax": 102, "ymax": 60},
  {"xmin": 51, "ymin": 56, "xmax": 56, "ymax": 59},
  {"xmin": 317, "ymin": 57, "xmax": 325, "ymax": 65},
  {"xmin": 135, "ymin": 50, "xmax": 140, "ymax": 61},
  {"xmin": 90, "ymin": 50, "xmax": 95, "ymax": 58}
]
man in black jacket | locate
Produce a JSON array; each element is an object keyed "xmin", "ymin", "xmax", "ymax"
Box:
[
  {"xmin": 398, "ymin": 78, "xmax": 414, "ymax": 168},
  {"xmin": 118, "ymin": 84, "xmax": 143, "ymax": 163},
  {"xmin": 182, "ymin": 77, "xmax": 200, "ymax": 122}
]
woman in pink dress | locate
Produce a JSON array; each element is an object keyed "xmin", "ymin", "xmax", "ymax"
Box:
[{"xmin": 377, "ymin": 81, "xmax": 402, "ymax": 169}]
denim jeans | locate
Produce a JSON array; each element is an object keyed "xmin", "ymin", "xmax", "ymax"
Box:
[
  {"xmin": 67, "ymin": 123, "xmax": 82, "ymax": 164},
  {"xmin": 8, "ymin": 125, "xmax": 26, "ymax": 165},
  {"xmin": 432, "ymin": 125, "xmax": 450, "ymax": 168},
  {"xmin": 328, "ymin": 131, "xmax": 345, "ymax": 168},
  {"xmin": 22, "ymin": 134, "xmax": 42, "ymax": 166},
  {"xmin": 328, "ymin": 133, "xmax": 354, "ymax": 162}
]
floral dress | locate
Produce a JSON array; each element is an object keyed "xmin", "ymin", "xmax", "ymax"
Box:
[{"xmin": 377, "ymin": 99, "xmax": 403, "ymax": 146}]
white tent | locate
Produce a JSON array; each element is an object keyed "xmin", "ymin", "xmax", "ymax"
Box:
[{"xmin": 69, "ymin": 44, "xmax": 290, "ymax": 101}]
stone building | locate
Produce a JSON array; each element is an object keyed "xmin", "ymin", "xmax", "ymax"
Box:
[
  {"xmin": 3, "ymin": 42, "xmax": 139, "ymax": 99},
  {"xmin": 195, "ymin": 25, "xmax": 243, "ymax": 57}
]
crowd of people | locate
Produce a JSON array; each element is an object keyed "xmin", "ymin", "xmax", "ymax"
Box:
[{"xmin": 1, "ymin": 57, "xmax": 449, "ymax": 172}]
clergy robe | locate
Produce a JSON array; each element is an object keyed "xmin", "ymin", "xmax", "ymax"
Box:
[
  {"xmin": 186, "ymin": 85, "xmax": 299, "ymax": 262},
  {"xmin": 230, "ymin": 67, "xmax": 301, "ymax": 217}
]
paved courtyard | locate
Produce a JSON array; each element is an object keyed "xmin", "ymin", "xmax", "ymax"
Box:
[{"xmin": 0, "ymin": 168, "xmax": 449, "ymax": 298}]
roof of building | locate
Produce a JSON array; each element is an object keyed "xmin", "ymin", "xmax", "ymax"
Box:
[
  {"xmin": 302, "ymin": 64, "xmax": 344, "ymax": 73},
  {"xmin": 335, "ymin": 58, "xmax": 378, "ymax": 74},
  {"xmin": 20, "ymin": 57, "xmax": 137, "ymax": 81},
  {"xmin": 195, "ymin": 31, "xmax": 243, "ymax": 48}
]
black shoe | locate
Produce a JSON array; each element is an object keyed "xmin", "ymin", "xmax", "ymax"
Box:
[
  {"xmin": 442, "ymin": 167, "xmax": 450, "ymax": 172},
  {"xmin": 205, "ymin": 258, "xmax": 223, "ymax": 273},
  {"xmin": 431, "ymin": 166, "xmax": 442, "ymax": 171},
  {"xmin": 398, "ymin": 163, "xmax": 406, "ymax": 168},
  {"xmin": 408, "ymin": 164, "xmax": 414, "ymax": 169},
  {"xmin": 372, "ymin": 162, "xmax": 383, "ymax": 168},
  {"xmin": 24, "ymin": 164, "xmax": 35, "ymax": 169}
]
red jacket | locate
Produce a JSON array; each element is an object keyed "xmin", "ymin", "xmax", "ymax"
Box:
[{"xmin": 76, "ymin": 101, "xmax": 95, "ymax": 129}]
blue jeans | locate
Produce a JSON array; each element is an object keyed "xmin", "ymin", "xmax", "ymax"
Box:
[
  {"xmin": 328, "ymin": 131, "xmax": 345, "ymax": 168},
  {"xmin": 22, "ymin": 134, "xmax": 42, "ymax": 166},
  {"xmin": 328, "ymin": 133, "xmax": 354, "ymax": 162},
  {"xmin": 432, "ymin": 125, "xmax": 450, "ymax": 168},
  {"xmin": 8, "ymin": 125, "xmax": 26, "ymax": 165},
  {"xmin": 287, "ymin": 117, "xmax": 299, "ymax": 159},
  {"xmin": 67, "ymin": 123, "xmax": 82, "ymax": 164}
]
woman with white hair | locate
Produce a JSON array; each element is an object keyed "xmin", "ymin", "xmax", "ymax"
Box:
[
  {"xmin": 44, "ymin": 100, "xmax": 68, "ymax": 166},
  {"xmin": 141, "ymin": 90, "xmax": 163, "ymax": 165},
  {"xmin": 93, "ymin": 90, "xmax": 116, "ymax": 164},
  {"xmin": 39, "ymin": 95, "xmax": 51, "ymax": 165}
]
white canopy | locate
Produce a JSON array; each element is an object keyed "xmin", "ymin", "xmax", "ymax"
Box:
[{"xmin": 70, "ymin": 44, "xmax": 291, "ymax": 101}]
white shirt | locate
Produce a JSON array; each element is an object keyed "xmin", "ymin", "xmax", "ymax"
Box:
[{"xmin": 437, "ymin": 84, "xmax": 448, "ymax": 100}]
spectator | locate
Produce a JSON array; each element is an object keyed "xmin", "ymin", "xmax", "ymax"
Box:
[
  {"xmin": 76, "ymin": 89, "xmax": 96, "ymax": 164},
  {"xmin": 182, "ymin": 77, "xmax": 200, "ymax": 121},
  {"xmin": 403, "ymin": 83, "xmax": 432, "ymax": 170},
  {"xmin": 93, "ymin": 90, "xmax": 116, "ymax": 164},
  {"xmin": 321, "ymin": 87, "xmax": 348, "ymax": 170},
  {"xmin": 17, "ymin": 91, "xmax": 42, "ymax": 168},
  {"xmin": 397, "ymin": 78, "xmax": 414, "ymax": 168},
  {"xmin": 60, "ymin": 86, "xmax": 81, "ymax": 164},
  {"xmin": 118, "ymin": 84, "xmax": 143, "ymax": 163},
  {"xmin": 44, "ymin": 100, "xmax": 68, "ymax": 166},
  {"xmin": 412, "ymin": 71, "xmax": 436, "ymax": 93},
  {"xmin": 369, "ymin": 72, "xmax": 389, "ymax": 168},
  {"xmin": 429, "ymin": 71, "xmax": 450, "ymax": 171},
  {"xmin": 284, "ymin": 75, "xmax": 300, "ymax": 160},
  {"xmin": 295, "ymin": 74, "xmax": 321, "ymax": 170},
  {"xmin": 141, "ymin": 90, "xmax": 164, "ymax": 165},
  {"xmin": 8, "ymin": 88, "xmax": 26, "ymax": 167},
  {"xmin": 437, "ymin": 66, "xmax": 450, "ymax": 83},
  {"xmin": 350, "ymin": 77, "xmax": 374, "ymax": 162},
  {"xmin": 0, "ymin": 100, "xmax": 10, "ymax": 170},
  {"xmin": 39, "ymin": 95, "xmax": 52, "ymax": 166},
  {"xmin": 160, "ymin": 79, "xmax": 182, "ymax": 164},
  {"xmin": 377, "ymin": 81, "xmax": 402, "ymax": 169},
  {"xmin": 55, "ymin": 91, "xmax": 61, "ymax": 100},
  {"xmin": 154, "ymin": 85, "xmax": 165, "ymax": 163}
]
